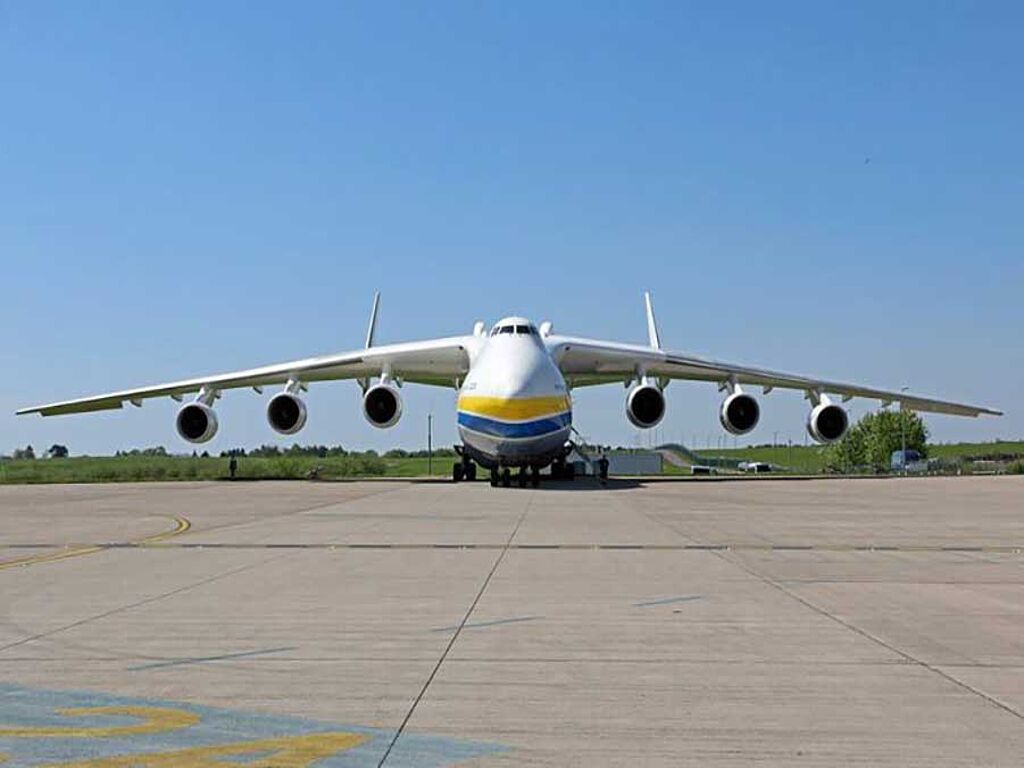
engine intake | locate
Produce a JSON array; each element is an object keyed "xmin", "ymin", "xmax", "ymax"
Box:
[
  {"xmin": 626, "ymin": 384, "xmax": 665, "ymax": 429},
  {"xmin": 363, "ymin": 383, "xmax": 402, "ymax": 428},
  {"xmin": 807, "ymin": 403, "xmax": 849, "ymax": 444},
  {"xmin": 176, "ymin": 402, "xmax": 218, "ymax": 444},
  {"xmin": 267, "ymin": 392, "xmax": 307, "ymax": 435},
  {"xmin": 720, "ymin": 392, "xmax": 760, "ymax": 435}
]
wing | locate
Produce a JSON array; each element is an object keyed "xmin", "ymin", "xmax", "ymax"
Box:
[
  {"xmin": 17, "ymin": 336, "xmax": 473, "ymax": 417},
  {"xmin": 549, "ymin": 335, "xmax": 1001, "ymax": 418}
]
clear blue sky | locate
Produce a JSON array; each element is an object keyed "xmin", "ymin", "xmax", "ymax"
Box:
[{"xmin": 2, "ymin": 1, "xmax": 1020, "ymax": 456}]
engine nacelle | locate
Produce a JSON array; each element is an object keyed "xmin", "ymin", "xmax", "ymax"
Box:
[
  {"xmin": 626, "ymin": 383, "xmax": 665, "ymax": 429},
  {"xmin": 720, "ymin": 392, "xmax": 760, "ymax": 435},
  {"xmin": 363, "ymin": 383, "xmax": 403, "ymax": 428},
  {"xmin": 807, "ymin": 402, "xmax": 849, "ymax": 444},
  {"xmin": 176, "ymin": 402, "xmax": 218, "ymax": 444},
  {"xmin": 267, "ymin": 392, "xmax": 307, "ymax": 435}
]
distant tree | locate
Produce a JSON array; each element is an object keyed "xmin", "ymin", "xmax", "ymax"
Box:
[
  {"xmin": 13, "ymin": 445, "xmax": 35, "ymax": 460},
  {"xmin": 47, "ymin": 444, "xmax": 69, "ymax": 458},
  {"xmin": 824, "ymin": 409, "xmax": 928, "ymax": 472}
]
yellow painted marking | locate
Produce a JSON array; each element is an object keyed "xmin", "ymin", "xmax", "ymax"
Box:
[
  {"xmin": 0, "ymin": 706, "xmax": 198, "ymax": 738},
  {"xmin": 457, "ymin": 394, "xmax": 570, "ymax": 421},
  {"xmin": 40, "ymin": 731, "xmax": 368, "ymax": 767},
  {"xmin": 0, "ymin": 516, "xmax": 190, "ymax": 571}
]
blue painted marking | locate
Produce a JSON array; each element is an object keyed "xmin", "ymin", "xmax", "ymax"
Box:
[
  {"xmin": 457, "ymin": 410, "xmax": 570, "ymax": 438},
  {"xmin": 0, "ymin": 683, "xmax": 504, "ymax": 767},
  {"xmin": 127, "ymin": 646, "xmax": 296, "ymax": 671},
  {"xmin": 632, "ymin": 595, "xmax": 703, "ymax": 607},
  {"xmin": 431, "ymin": 615, "xmax": 541, "ymax": 633}
]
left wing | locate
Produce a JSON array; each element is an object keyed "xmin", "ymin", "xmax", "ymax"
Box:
[{"xmin": 17, "ymin": 336, "xmax": 473, "ymax": 417}]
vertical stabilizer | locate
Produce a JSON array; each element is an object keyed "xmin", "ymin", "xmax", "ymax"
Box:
[
  {"xmin": 365, "ymin": 292, "xmax": 381, "ymax": 348},
  {"xmin": 644, "ymin": 291, "xmax": 662, "ymax": 350}
]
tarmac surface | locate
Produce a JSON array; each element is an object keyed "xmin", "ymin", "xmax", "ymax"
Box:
[{"xmin": 1, "ymin": 475, "xmax": 1023, "ymax": 766}]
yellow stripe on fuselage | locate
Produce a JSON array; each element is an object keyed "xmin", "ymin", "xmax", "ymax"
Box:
[{"xmin": 457, "ymin": 395, "xmax": 570, "ymax": 422}]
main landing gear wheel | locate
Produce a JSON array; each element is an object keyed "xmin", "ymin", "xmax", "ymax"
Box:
[
  {"xmin": 490, "ymin": 467, "xmax": 500, "ymax": 487},
  {"xmin": 453, "ymin": 459, "xmax": 476, "ymax": 483},
  {"xmin": 531, "ymin": 466, "xmax": 540, "ymax": 487},
  {"xmin": 502, "ymin": 467, "xmax": 511, "ymax": 488},
  {"xmin": 517, "ymin": 470, "xmax": 527, "ymax": 488}
]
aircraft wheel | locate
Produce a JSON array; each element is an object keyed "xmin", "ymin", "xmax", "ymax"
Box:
[
  {"xmin": 517, "ymin": 470, "xmax": 527, "ymax": 488},
  {"xmin": 502, "ymin": 468, "xmax": 511, "ymax": 488},
  {"xmin": 490, "ymin": 468, "xmax": 499, "ymax": 487},
  {"xmin": 465, "ymin": 462, "xmax": 477, "ymax": 481},
  {"xmin": 531, "ymin": 466, "xmax": 540, "ymax": 487},
  {"xmin": 452, "ymin": 463, "xmax": 464, "ymax": 483}
]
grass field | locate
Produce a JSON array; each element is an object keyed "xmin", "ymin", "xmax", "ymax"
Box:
[
  {"xmin": 682, "ymin": 440, "xmax": 1024, "ymax": 475},
  {"xmin": 1, "ymin": 441, "xmax": 1021, "ymax": 484}
]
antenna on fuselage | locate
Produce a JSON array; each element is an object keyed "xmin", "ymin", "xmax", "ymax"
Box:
[
  {"xmin": 365, "ymin": 291, "xmax": 381, "ymax": 348},
  {"xmin": 644, "ymin": 291, "xmax": 662, "ymax": 350}
]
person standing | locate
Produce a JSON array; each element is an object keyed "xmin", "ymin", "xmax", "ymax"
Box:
[
  {"xmin": 598, "ymin": 453, "xmax": 609, "ymax": 486},
  {"xmin": 229, "ymin": 454, "xmax": 238, "ymax": 480}
]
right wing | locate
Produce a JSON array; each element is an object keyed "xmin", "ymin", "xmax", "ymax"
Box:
[{"xmin": 17, "ymin": 336, "xmax": 473, "ymax": 417}]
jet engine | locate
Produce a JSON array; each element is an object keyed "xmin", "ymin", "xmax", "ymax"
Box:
[
  {"xmin": 267, "ymin": 392, "xmax": 307, "ymax": 435},
  {"xmin": 806, "ymin": 402, "xmax": 849, "ymax": 444},
  {"xmin": 363, "ymin": 382, "xmax": 403, "ymax": 428},
  {"xmin": 626, "ymin": 383, "xmax": 665, "ymax": 429},
  {"xmin": 176, "ymin": 402, "xmax": 218, "ymax": 443},
  {"xmin": 719, "ymin": 392, "xmax": 760, "ymax": 435}
]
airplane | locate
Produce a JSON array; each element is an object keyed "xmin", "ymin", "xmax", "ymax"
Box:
[{"xmin": 17, "ymin": 292, "xmax": 1001, "ymax": 487}]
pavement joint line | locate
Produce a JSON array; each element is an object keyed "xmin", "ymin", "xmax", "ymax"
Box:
[
  {"xmin": 719, "ymin": 550, "xmax": 1024, "ymax": 724},
  {"xmin": 0, "ymin": 554, "xmax": 284, "ymax": 656},
  {"xmin": 4, "ymin": 542, "xmax": 1021, "ymax": 552},
  {"xmin": 375, "ymin": 494, "xmax": 533, "ymax": 768},
  {"xmin": 183, "ymin": 483, "xmax": 411, "ymax": 540},
  {"xmin": 127, "ymin": 645, "xmax": 297, "ymax": 671},
  {"xmin": 0, "ymin": 515, "xmax": 190, "ymax": 571},
  {"xmin": 635, "ymin": 506, "xmax": 1024, "ymax": 724},
  {"xmin": 632, "ymin": 595, "xmax": 703, "ymax": 608},
  {"xmin": 430, "ymin": 615, "xmax": 542, "ymax": 633}
]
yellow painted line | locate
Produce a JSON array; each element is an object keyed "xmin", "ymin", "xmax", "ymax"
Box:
[
  {"xmin": 0, "ymin": 706, "xmax": 199, "ymax": 739},
  {"xmin": 42, "ymin": 731, "xmax": 368, "ymax": 767},
  {"xmin": 457, "ymin": 394, "xmax": 570, "ymax": 421},
  {"xmin": 0, "ymin": 516, "xmax": 191, "ymax": 571}
]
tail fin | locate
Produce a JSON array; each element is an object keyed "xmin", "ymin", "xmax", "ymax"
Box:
[
  {"xmin": 644, "ymin": 291, "xmax": 662, "ymax": 350},
  {"xmin": 365, "ymin": 292, "xmax": 381, "ymax": 348}
]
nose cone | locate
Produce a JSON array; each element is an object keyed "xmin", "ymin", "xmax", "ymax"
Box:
[{"xmin": 484, "ymin": 339, "xmax": 552, "ymax": 398}]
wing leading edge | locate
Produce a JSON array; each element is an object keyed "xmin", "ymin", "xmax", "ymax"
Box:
[
  {"xmin": 17, "ymin": 336, "xmax": 473, "ymax": 417},
  {"xmin": 550, "ymin": 335, "xmax": 1001, "ymax": 418}
]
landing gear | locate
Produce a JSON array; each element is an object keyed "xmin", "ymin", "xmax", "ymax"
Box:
[
  {"xmin": 531, "ymin": 466, "xmax": 540, "ymax": 487},
  {"xmin": 502, "ymin": 467, "xmax": 511, "ymax": 488},
  {"xmin": 550, "ymin": 459, "xmax": 575, "ymax": 480},
  {"xmin": 517, "ymin": 470, "xmax": 527, "ymax": 488},
  {"xmin": 490, "ymin": 467, "xmax": 500, "ymax": 487},
  {"xmin": 452, "ymin": 458, "xmax": 476, "ymax": 482}
]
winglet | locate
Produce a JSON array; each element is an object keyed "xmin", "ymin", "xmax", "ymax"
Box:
[
  {"xmin": 365, "ymin": 292, "xmax": 381, "ymax": 348},
  {"xmin": 644, "ymin": 291, "xmax": 662, "ymax": 350}
]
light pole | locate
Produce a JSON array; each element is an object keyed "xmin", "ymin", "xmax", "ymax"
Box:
[
  {"xmin": 900, "ymin": 386, "xmax": 909, "ymax": 477},
  {"xmin": 427, "ymin": 413, "xmax": 433, "ymax": 476}
]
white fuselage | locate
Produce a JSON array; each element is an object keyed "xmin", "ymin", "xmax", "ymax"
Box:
[{"xmin": 456, "ymin": 319, "xmax": 572, "ymax": 468}]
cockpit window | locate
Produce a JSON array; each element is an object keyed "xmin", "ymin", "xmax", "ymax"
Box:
[
  {"xmin": 515, "ymin": 325, "xmax": 531, "ymax": 335},
  {"xmin": 499, "ymin": 325, "xmax": 514, "ymax": 334}
]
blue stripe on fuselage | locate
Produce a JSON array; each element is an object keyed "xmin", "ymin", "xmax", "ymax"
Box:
[{"xmin": 457, "ymin": 410, "xmax": 571, "ymax": 439}]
